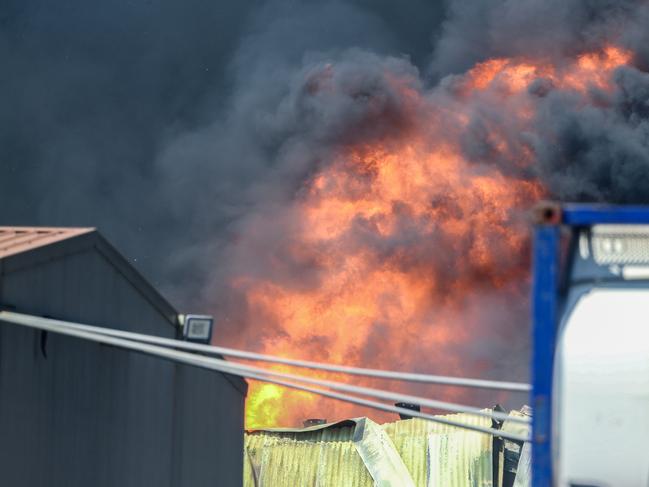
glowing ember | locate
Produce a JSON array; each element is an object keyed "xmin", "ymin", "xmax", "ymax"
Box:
[{"xmin": 223, "ymin": 44, "xmax": 632, "ymax": 429}]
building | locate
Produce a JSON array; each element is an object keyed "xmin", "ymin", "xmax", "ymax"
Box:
[
  {"xmin": 0, "ymin": 226, "xmax": 247, "ymax": 487},
  {"xmin": 244, "ymin": 409, "xmax": 531, "ymax": 487}
]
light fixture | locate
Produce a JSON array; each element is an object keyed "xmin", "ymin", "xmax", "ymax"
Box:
[{"xmin": 181, "ymin": 314, "xmax": 213, "ymax": 343}]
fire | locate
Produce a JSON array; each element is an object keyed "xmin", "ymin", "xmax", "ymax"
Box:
[
  {"xmin": 225, "ymin": 44, "xmax": 632, "ymax": 429},
  {"xmin": 465, "ymin": 45, "xmax": 631, "ymax": 94}
]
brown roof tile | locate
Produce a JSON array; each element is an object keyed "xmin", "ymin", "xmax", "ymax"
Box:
[{"xmin": 0, "ymin": 226, "xmax": 95, "ymax": 259}]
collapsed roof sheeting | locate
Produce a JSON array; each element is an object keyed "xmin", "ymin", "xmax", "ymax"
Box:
[{"xmin": 244, "ymin": 412, "xmax": 497, "ymax": 487}]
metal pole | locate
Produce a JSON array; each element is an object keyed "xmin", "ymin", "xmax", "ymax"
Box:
[{"xmin": 531, "ymin": 205, "xmax": 561, "ymax": 487}]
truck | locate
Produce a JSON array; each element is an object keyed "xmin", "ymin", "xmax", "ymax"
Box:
[{"xmin": 531, "ymin": 203, "xmax": 649, "ymax": 486}]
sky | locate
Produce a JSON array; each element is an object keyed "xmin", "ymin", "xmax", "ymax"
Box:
[{"xmin": 0, "ymin": 0, "xmax": 446, "ymax": 306}]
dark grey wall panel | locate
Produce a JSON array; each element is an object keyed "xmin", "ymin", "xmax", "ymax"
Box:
[
  {"xmin": 0, "ymin": 322, "xmax": 176, "ymax": 486},
  {"xmin": 1, "ymin": 248, "xmax": 175, "ymax": 337},
  {"xmin": 173, "ymin": 365, "xmax": 246, "ymax": 486},
  {"xmin": 0, "ymin": 236, "xmax": 245, "ymax": 487}
]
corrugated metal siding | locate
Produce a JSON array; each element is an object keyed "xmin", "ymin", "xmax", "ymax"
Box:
[
  {"xmin": 427, "ymin": 430, "xmax": 492, "ymax": 486},
  {"xmin": 383, "ymin": 415, "xmax": 493, "ymax": 487},
  {"xmin": 245, "ymin": 423, "xmax": 374, "ymax": 487},
  {"xmin": 1, "ymin": 248, "xmax": 172, "ymax": 336},
  {"xmin": 0, "ymin": 238, "xmax": 246, "ymax": 487},
  {"xmin": 0, "ymin": 324, "xmax": 176, "ymax": 486},
  {"xmin": 245, "ymin": 413, "xmax": 494, "ymax": 487},
  {"xmin": 172, "ymin": 364, "xmax": 247, "ymax": 486}
]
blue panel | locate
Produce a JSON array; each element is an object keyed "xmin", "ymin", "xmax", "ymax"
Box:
[
  {"xmin": 531, "ymin": 225, "xmax": 560, "ymax": 487},
  {"xmin": 532, "ymin": 203, "xmax": 649, "ymax": 486},
  {"xmin": 563, "ymin": 204, "xmax": 649, "ymax": 225}
]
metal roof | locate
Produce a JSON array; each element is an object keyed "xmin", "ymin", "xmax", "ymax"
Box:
[{"xmin": 0, "ymin": 226, "xmax": 95, "ymax": 259}]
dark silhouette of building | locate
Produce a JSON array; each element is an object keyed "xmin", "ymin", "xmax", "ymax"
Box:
[{"xmin": 0, "ymin": 227, "xmax": 247, "ymax": 487}]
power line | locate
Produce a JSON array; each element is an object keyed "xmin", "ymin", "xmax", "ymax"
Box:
[
  {"xmin": 0, "ymin": 311, "xmax": 526, "ymax": 424},
  {"xmin": 0, "ymin": 311, "xmax": 531, "ymax": 439},
  {"xmin": 227, "ymin": 367, "xmax": 530, "ymax": 442},
  {"xmin": 0, "ymin": 310, "xmax": 530, "ymax": 392}
]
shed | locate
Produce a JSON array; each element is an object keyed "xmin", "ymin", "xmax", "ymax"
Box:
[{"xmin": 0, "ymin": 226, "xmax": 247, "ymax": 487}]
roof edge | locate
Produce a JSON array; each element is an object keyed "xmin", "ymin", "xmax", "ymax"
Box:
[{"xmin": 0, "ymin": 226, "xmax": 95, "ymax": 259}]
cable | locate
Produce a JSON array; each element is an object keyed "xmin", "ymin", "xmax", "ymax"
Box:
[
  {"xmin": 0, "ymin": 311, "xmax": 531, "ymax": 436},
  {"xmin": 227, "ymin": 368, "xmax": 530, "ymax": 442},
  {"xmin": 0, "ymin": 310, "xmax": 530, "ymax": 392},
  {"xmin": 0, "ymin": 311, "xmax": 526, "ymax": 424},
  {"xmin": 0, "ymin": 313, "xmax": 530, "ymax": 424}
]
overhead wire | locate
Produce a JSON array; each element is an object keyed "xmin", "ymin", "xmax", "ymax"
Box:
[
  {"xmin": 223, "ymin": 367, "xmax": 530, "ymax": 442},
  {"xmin": 0, "ymin": 310, "xmax": 530, "ymax": 392},
  {"xmin": 0, "ymin": 311, "xmax": 527, "ymax": 425},
  {"xmin": 0, "ymin": 311, "xmax": 531, "ymax": 439}
]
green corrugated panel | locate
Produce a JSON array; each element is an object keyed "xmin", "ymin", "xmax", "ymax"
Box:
[
  {"xmin": 381, "ymin": 422, "xmax": 430, "ymax": 487},
  {"xmin": 353, "ymin": 418, "xmax": 416, "ymax": 486},
  {"xmin": 428, "ymin": 430, "xmax": 492, "ymax": 486},
  {"xmin": 244, "ymin": 412, "xmax": 494, "ymax": 487},
  {"xmin": 244, "ymin": 422, "xmax": 374, "ymax": 487},
  {"xmin": 383, "ymin": 413, "xmax": 493, "ymax": 487}
]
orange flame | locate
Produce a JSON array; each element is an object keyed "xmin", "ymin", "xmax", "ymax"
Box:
[
  {"xmin": 228, "ymin": 45, "xmax": 632, "ymax": 429},
  {"xmin": 465, "ymin": 45, "xmax": 631, "ymax": 94}
]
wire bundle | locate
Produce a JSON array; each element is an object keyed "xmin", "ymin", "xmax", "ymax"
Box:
[{"xmin": 0, "ymin": 311, "xmax": 531, "ymax": 442}]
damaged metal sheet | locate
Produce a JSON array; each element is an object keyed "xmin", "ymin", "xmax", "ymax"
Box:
[
  {"xmin": 500, "ymin": 406, "xmax": 532, "ymax": 487},
  {"xmin": 512, "ymin": 442, "xmax": 531, "ymax": 487},
  {"xmin": 244, "ymin": 419, "xmax": 373, "ymax": 487},
  {"xmin": 384, "ymin": 413, "xmax": 496, "ymax": 487},
  {"xmin": 244, "ymin": 410, "xmax": 517, "ymax": 487},
  {"xmin": 352, "ymin": 418, "xmax": 416, "ymax": 487},
  {"xmin": 427, "ymin": 429, "xmax": 493, "ymax": 486}
]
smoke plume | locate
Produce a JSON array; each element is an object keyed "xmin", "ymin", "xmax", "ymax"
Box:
[
  {"xmin": 3, "ymin": 0, "xmax": 649, "ymax": 426},
  {"xmin": 204, "ymin": 0, "xmax": 649, "ymax": 426}
]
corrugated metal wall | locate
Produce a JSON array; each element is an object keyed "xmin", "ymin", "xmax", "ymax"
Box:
[
  {"xmin": 384, "ymin": 415, "xmax": 493, "ymax": 486},
  {"xmin": 245, "ymin": 415, "xmax": 494, "ymax": 487},
  {"xmin": 246, "ymin": 422, "xmax": 374, "ymax": 486},
  {"xmin": 0, "ymin": 240, "xmax": 245, "ymax": 487}
]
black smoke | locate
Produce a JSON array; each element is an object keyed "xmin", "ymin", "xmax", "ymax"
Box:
[
  {"xmin": 432, "ymin": 0, "xmax": 649, "ymax": 203},
  {"xmin": 0, "ymin": 0, "xmax": 444, "ymax": 303},
  {"xmin": 3, "ymin": 0, "xmax": 649, "ymax": 421}
]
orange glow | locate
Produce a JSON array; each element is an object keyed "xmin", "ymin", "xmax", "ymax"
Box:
[
  {"xmin": 465, "ymin": 45, "xmax": 631, "ymax": 94},
  {"xmin": 225, "ymin": 45, "xmax": 633, "ymax": 429}
]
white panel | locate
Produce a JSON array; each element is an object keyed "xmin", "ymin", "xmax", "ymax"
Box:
[{"xmin": 555, "ymin": 289, "xmax": 649, "ymax": 486}]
